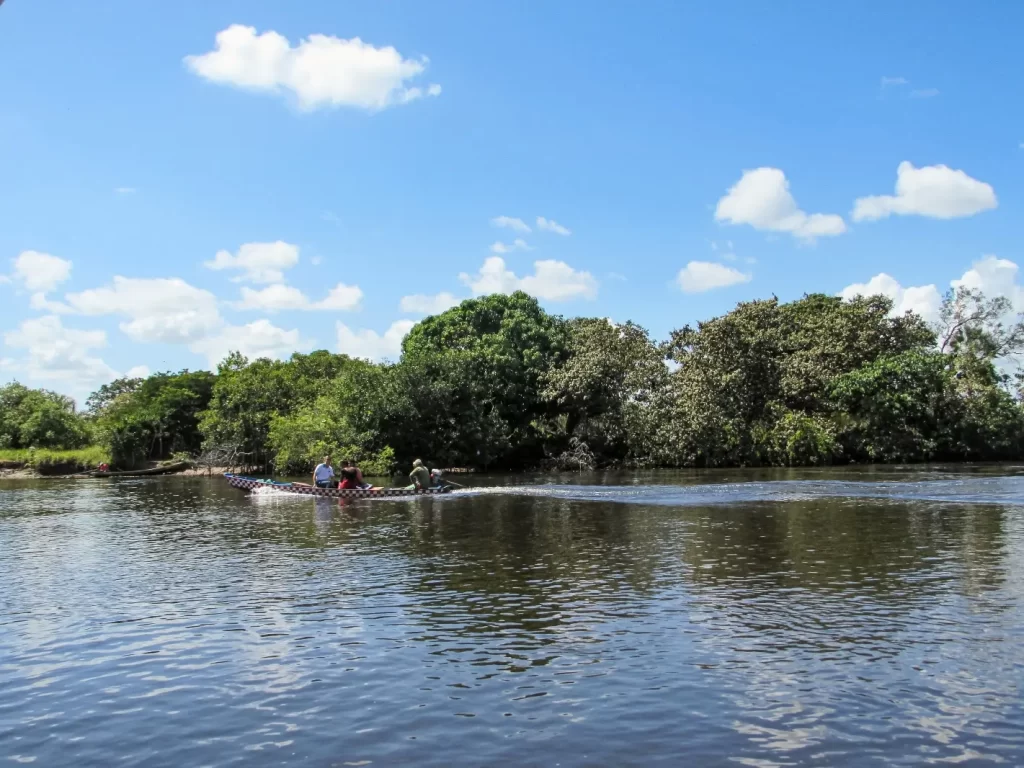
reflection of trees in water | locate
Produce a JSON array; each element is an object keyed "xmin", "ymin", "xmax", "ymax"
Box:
[{"xmin": 132, "ymin": 482, "xmax": 1012, "ymax": 661}]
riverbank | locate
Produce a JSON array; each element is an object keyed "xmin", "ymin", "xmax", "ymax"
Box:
[{"xmin": 0, "ymin": 447, "xmax": 109, "ymax": 478}]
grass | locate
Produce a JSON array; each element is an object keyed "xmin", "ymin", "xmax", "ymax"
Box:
[{"xmin": 0, "ymin": 446, "xmax": 110, "ymax": 474}]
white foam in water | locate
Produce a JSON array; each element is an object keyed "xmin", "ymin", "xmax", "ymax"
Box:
[{"xmin": 249, "ymin": 486, "xmax": 302, "ymax": 498}]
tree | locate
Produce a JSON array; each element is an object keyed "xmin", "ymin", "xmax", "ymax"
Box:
[
  {"xmin": 937, "ymin": 286, "xmax": 1024, "ymax": 358},
  {"xmin": 541, "ymin": 318, "xmax": 667, "ymax": 464},
  {"xmin": 94, "ymin": 370, "xmax": 215, "ymax": 466},
  {"xmin": 0, "ymin": 382, "xmax": 90, "ymax": 449},
  {"xmin": 398, "ymin": 292, "xmax": 568, "ymax": 468},
  {"xmin": 85, "ymin": 377, "xmax": 143, "ymax": 415},
  {"xmin": 652, "ymin": 293, "xmax": 939, "ymax": 466}
]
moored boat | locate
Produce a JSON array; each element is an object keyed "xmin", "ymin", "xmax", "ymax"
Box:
[
  {"xmin": 224, "ymin": 473, "xmax": 452, "ymax": 498},
  {"xmin": 91, "ymin": 461, "xmax": 192, "ymax": 478}
]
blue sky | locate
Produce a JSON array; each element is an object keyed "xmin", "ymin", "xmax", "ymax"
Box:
[{"xmin": 2, "ymin": 1, "xmax": 1022, "ymax": 402}]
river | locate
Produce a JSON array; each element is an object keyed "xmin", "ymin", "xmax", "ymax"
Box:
[{"xmin": 2, "ymin": 466, "xmax": 1023, "ymax": 766}]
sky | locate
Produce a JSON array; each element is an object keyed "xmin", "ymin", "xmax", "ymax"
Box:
[{"xmin": 1, "ymin": 1, "xmax": 1023, "ymax": 404}]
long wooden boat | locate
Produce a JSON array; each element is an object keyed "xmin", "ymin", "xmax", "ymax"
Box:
[
  {"xmin": 90, "ymin": 461, "xmax": 192, "ymax": 478},
  {"xmin": 224, "ymin": 473, "xmax": 452, "ymax": 498}
]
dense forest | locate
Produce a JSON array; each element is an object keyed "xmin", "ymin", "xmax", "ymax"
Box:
[{"xmin": 4, "ymin": 286, "xmax": 1024, "ymax": 474}]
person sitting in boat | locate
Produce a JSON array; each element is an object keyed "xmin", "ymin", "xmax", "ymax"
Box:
[
  {"xmin": 430, "ymin": 468, "xmax": 446, "ymax": 489},
  {"xmin": 339, "ymin": 459, "xmax": 372, "ymax": 490},
  {"xmin": 312, "ymin": 455, "xmax": 335, "ymax": 488},
  {"xmin": 409, "ymin": 459, "xmax": 432, "ymax": 490}
]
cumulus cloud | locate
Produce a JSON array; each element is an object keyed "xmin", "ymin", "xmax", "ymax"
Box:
[
  {"xmin": 64, "ymin": 276, "xmax": 221, "ymax": 343},
  {"xmin": 536, "ymin": 217, "xmax": 571, "ymax": 236},
  {"xmin": 125, "ymin": 365, "xmax": 151, "ymax": 379},
  {"xmin": 489, "ymin": 238, "xmax": 531, "ymax": 254},
  {"xmin": 29, "ymin": 292, "xmax": 73, "ymax": 313},
  {"xmin": 715, "ymin": 168, "xmax": 847, "ymax": 241},
  {"xmin": 399, "ymin": 292, "xmax": 460, "ymax": 315},
  {"xmin": 204, "ymin": 241, "xmax": 300, "ymax": 283},
  {"xmin": 839, "ymin": 272, "xmax": 943, "ymax": 322},
  {"xmin": 5, "ymin": 251, "xmax": 73, "ymax": 293},
  {"xmin": 235, "ymin": 282, "xmax": 363, "ymax": 312},
  {"xmin": 459, "ymin": 256, "xmax": 598, "ymax": 301},
  {"xmin": 952, "ymin": 256, "xmax": 1024, "ymax": 309},
  {"xmin": 184, "ymin": 25, "xmax": 440, "ymax": 111},
  {"xmin": 852, "ymin": 162, "xmax": 997, "ymax": 221},
  {"xmin": 336, "ymin": 319, "xmax": 415, "ymax": 362},
  {"xmin": 190, "ymin": 319, "xmax": 312, "ymax": 367},
  {"xmin": 676, "ymin": 261, "xmax": 752, "ymax": 294},
  {"xmin": 490, "ymin": 216, "xmax": 531, "ymax": 233},
  {"xmin": 3, "ymin": 315, "xmax": 116, "ymax": 385},
  {"xmin": 839, "ymin": 256, "xmax": 1024, "ymax": 335}
]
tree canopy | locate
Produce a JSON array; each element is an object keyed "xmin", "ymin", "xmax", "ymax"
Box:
[{"xmin": 8, "ymin": 287, "xmax": 1024, "ymax": 472}]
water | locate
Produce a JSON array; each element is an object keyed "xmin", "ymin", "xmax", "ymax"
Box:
[{"xmin": 2, "ymin": 466, "xmax": 1023, "ymax": 766}]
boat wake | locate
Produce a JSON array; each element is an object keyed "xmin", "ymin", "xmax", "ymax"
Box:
[{"xmin": 447, "ymin": 476, "xmax": 1024, "ymax": 507}]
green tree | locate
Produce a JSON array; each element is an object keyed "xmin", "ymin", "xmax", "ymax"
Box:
[
  {"xmin": 397, "ymin": 292, "xmax": 568, "ymax": 468},
  {"xmin": 95, "ymin": 370, "xmax": 215, "ymax": 466},
  {"xmin": 0, "ymin": 382, "xmax": 90, "ymax": 449},
  {"xmin": 541, "ymin": 318, "xmax": 667, "ymax": 464}
]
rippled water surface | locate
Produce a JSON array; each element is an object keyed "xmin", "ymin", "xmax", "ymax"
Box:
[{"xmin": 2, "ymin": 466, "xmax": 1024, "ymax": 766}]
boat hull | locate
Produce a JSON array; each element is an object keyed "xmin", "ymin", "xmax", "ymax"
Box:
[{"xmin": 224, "ymin": 473, "xmax": 451, "ymax": 498}]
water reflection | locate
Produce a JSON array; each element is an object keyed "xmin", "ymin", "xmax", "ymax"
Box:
[{"xmin": 1, "ymin": 472, "xmax": 1023, "ymax": 766}]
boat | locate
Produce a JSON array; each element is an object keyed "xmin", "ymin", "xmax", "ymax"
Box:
[
  {"xmin": 224, "ymin": 473, "xmax": 453, "ymax": 498},
  {"xmin": 90, "ymin": 461, "xmax": 192, "ymax": 478}
]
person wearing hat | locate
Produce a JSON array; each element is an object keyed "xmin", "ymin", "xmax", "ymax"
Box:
[{"xmin": 409, "ymin": 459, "xmax": 432, "ymax": 490}]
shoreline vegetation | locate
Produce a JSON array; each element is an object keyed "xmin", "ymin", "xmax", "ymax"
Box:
[{"xmin": 3, "ymin": 288, "xmax": 1024, "ymax": 481}]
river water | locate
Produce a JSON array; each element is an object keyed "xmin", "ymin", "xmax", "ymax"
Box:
[{"xmin": 2, "ymin": 466, "xmax": 1023, "ymax": 766}]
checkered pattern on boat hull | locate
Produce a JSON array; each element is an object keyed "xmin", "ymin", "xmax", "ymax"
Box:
[{"xmin": 224, "ymin": 474, "xmax": 450, "ymax": 498}]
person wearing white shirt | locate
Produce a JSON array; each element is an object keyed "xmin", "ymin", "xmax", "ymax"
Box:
[{"xmin": 312, "ymin": 456, "xmax": 335, "ymax": 488}]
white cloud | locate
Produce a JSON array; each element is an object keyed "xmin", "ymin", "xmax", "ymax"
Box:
[
  {"xmin": 536, "ymin": 216, "xmax": 571, "ymax": 236},
  {"xmin": 8, "ymin": 251, "xmax": 73, "ymax": 293},
  {"xmin": 715, "ymin": 168, "xmax": 847, "ymax": 241},
  {"xmin": 489, "ymin": 238, "xmax": 531, "ymax": 254},
  {"xmin": 29, "ymin": 292, "xmax": 72, "ymax": 313},
  {"xmin": 336, "ymin": 319, "xmax": 415, "ymax": 362},
  {"xmin": 852, "ymin": 161, "xmax": 997, "ymax": 221},
  {"xmin": 317, "ymin": 283, "xmax": 364, "ymax": 311},
  {"xmin": 311, "ymin": 255, "xmax": 323, "ymax": 266},
  {"xmin": 64, "ymin": 276, "xmax": 221, "ymax": 343},
  {"xmin": 235, "ymin": 282, "xmax": 363, "ymax": 312},
  {"xmin": 676, "ymin": 261, "xmax": 752, "ymax": 294},
  {"xmin": 204, "ymin": 241, "xmax": 300, "ymax": 284},
  {"xmin": 952, "ymin": 256, "xmax": 1024, "ymax": 310},
  {"xmin": 125, "ymin": 365, "xmax": 151, "ymax": 379},
  {"xmin": 3, "ymin": 315, "xmax": 116, "ymax": 385},
  {"xmin": 399, "ymin": 292, "xmax": 460, "ymax": 314},
  {"xmin": 490, "ymin": 216, "xmax": 531, "ymax": 233},
  {"xmin": 459, "ymin": 256, "xmax": 598, "ymax": 301},
  {"xmin": 184, "ymin": 25, "xmax": 440, "ymax": 111},
  {"xmin": 881, "ymin": 76, "xmax": 909, "ymax": 87},
  {"xmin": 839, "ymin": 272, "xmax": 942, "ymax": 322},
  {"xmin": 115, "ymin": 187, "xmax": 137, "ymax": 195},
  {"xmin": 190, "ymin": 319, "xmax": 312, "ymax": 367}
]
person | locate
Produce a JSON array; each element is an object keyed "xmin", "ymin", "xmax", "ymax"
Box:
[
  {"xmin": 409, "ymin": 459, "xmax": 432, "ymax": 490},
  {"xmin": 312, "ymin": 456, "xmax": 335, "ymax": 488},
  {"xmin": 430, "ymin": 468, "xmax": 446, "ymax": 489},
  {"xmin": 339, "ymin": 459, "xmax": 372, "ymax": 490}
]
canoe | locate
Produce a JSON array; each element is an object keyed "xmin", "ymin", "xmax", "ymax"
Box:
[
  {"xmin": 91, "ymin": 461, "xmax": 192, "ymax": 478},
  {"xmin": 224, "ymin": 473, "xmax": 452, "ymax": 498}
]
